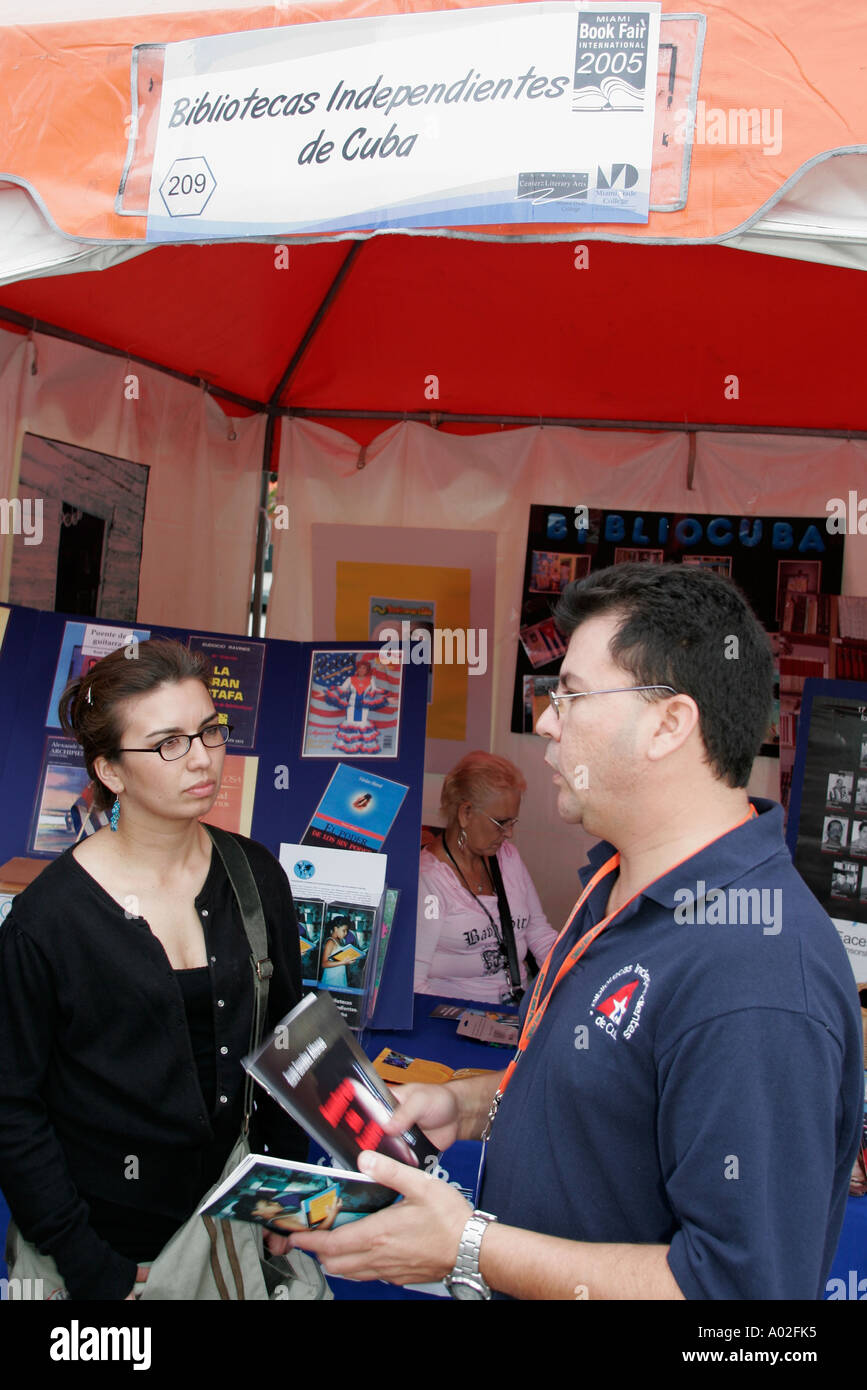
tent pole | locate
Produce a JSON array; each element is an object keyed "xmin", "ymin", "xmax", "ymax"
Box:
[
  {"xmin": 0, "ymin": 306, "xmax": 265, "ymax": 416},
  {"xmin": 251, "ymin": 414, "xmax": 276, "ymax": 639},
  {"xmin": 270, "ymin": 242, "xmax": 364, "ymax": 403},
  {"xmin": 251, "ymin": 244, "xmax": 363, "ymax": 635},
  {"xmin": 3, "ymin": 305, "xmax": 862, "ymax": 440},
  {"xmin": 281, "ymin": 407, "xmax": 867, "ymax": 441}
]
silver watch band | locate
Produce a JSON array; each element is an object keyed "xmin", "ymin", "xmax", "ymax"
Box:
[{"xmin": 445, "ymin": 1209, "xmax": 497, "ymax": 1298}]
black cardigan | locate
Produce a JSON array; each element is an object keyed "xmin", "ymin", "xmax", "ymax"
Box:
[{"xmin": 0, "ymin": 830, "xmax": 308, "ymax": 1299}]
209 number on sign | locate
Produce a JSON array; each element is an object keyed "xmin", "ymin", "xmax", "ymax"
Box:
[
  {"xmin": 157, "ymin": 156, "xmax": 217, "ymax": 218},
  {"xmin": 167, "ymin": 172, "xmax": 208, "ymax": 196}
]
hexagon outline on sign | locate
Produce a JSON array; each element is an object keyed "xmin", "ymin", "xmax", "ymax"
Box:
[{"xmin": 158, "ymin": 157, "xmax": 217, "ymax": 218}]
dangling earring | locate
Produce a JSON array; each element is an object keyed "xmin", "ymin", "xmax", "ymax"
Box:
[
  {"xmin": 457, "ymin": 827, "xmax": 467, "ymax": 850},
  {"xmin": 110, "ymin": 797, "xmax": 120, "ymax": 833}
]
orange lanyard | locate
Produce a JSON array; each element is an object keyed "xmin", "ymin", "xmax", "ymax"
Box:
[{"xmin": 483, "ymin": 805, "xmax": 758, "ymax": 1136}]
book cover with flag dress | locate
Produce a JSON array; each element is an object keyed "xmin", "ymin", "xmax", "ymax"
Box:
[
  {"xmin": 325, "ymin": 656, "xmax": 390, "ymax": 754},
  {"xmin": 303, "ymin": 651, "xmax": 400, "ymax": 758}
]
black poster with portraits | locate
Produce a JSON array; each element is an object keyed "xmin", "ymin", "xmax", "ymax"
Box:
[
  {"xmin": 511, "ymin": 504, "xmax": 845, "ymax": 741},
  {"xmin": 786, "ymin": 679, "xmax": 867, "ymax": 983}
]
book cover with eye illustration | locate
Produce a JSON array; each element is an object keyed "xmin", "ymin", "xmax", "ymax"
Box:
[
  {"xmin": 244, "ymin": 991, "xmax": 439, "ymax": 1172},
  {"xmin": 302, "ymin": 763, "xmax": 408, "ymax": 853}
]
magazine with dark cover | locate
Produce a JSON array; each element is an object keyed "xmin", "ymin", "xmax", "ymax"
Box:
[
  {"xmin": 198, "ymin": 1152, "xmax": 395, "ymax": 1231},
  {"xmin": 244, "ymin": 991, "xmax": 439, "ymax": 1171}
]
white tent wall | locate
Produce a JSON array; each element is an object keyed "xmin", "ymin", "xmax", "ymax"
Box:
[
  {"xmin": 0, "ymin": 325, "xmax": 265, "ymax": 634},
  {"xmin": 269, "ymin": 417, "xmax": 867, "ymax": 928}
]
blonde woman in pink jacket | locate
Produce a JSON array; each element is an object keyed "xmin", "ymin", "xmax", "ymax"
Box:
[{"xmin": 414, "ymin": 752, "xmax": 557, "ymax": 1005}]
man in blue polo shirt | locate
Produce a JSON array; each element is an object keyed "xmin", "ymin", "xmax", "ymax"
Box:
[{"xmin": 288, "ymin": 563, "xmax": 863, "ymax": 1300}]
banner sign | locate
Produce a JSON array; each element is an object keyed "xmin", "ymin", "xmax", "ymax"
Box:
[{"xmin": 139, "ymin": 1, "xmax": 661, "ymax": 239}]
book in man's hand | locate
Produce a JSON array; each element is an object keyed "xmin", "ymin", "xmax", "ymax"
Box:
[
  {"xmin": 199, "ymin": 1153, "xmax": 396, "ymax": 1232},
  {"xmin": 244, "ymin": 991, "xmax": 440, "ymax": 1172}
]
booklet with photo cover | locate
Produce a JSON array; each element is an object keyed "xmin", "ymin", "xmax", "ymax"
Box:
[
  {"xmin": 373, "ymin": 1047, "xmax": 495, "ymax": 1087},
  {"xmin": 199, "ymin": 1152, "xmax": 395, "ymax": 1232},
  {"xmin": 244, "ymin": 991, "xmax": 439, "ymax": 1172},
  {"xmin": 280, "ymin": 842, "xmax": 385, "ymax": 1030}
]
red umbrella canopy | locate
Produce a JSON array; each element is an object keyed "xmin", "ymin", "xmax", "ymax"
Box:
[{"xmin": 1, "ymin": 238, "xmax": 863, "ymax": 436}]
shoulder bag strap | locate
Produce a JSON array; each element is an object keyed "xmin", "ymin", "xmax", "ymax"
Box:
[
  {"xmin": 486, "ymin": 852, "xmax": 522, "ymax": 1000},
  {"xmin": 203, "ymin": 824, "xmax": 273, "ymax": 1131}
]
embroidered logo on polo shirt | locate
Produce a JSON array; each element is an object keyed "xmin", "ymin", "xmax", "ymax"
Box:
[{"xmin": 590, "ymin": 963, "xmax": 650, "ymax": 1041}]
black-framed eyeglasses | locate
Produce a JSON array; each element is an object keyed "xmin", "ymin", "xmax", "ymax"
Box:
[
  {"xmin": 119, "ymin": 723, "xmax": 233, "ymax": 762},
  {"xmin": 474, "ymin": 808, "xmax": 520, "ymax": 831},
  {"xmin": 547, "ymin": 685, "xmax": 678, "ymax": 717}
]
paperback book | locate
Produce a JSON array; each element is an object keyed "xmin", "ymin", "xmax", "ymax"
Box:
[
  {"xmin": 302, "ymin": 763, "xmax": 408, "ymax": 852},
  {"xmin": 244, "ymin": 991, "xmax": 439, "ymax": 1171},
  {"xmin": 199, "ymin": 1153, "xmax": 395, "ymax": 1232}
]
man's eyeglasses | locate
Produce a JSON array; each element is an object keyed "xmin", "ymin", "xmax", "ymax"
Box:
[
  {"xmin": 547, "ymin": 686, "xmax": 678, "ymax": 717},
  {"xmin": 119, "ymin": 723, "xmax": 233, "ymax": 762},
  {"xmin": 475, "ymin": 808, "xmax": 520, "ymax": 831}
]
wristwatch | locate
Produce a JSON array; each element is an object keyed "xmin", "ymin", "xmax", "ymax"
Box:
[{"xmin": 443, "ymin": 1209, "xmax": 497, "ymax": 1300}]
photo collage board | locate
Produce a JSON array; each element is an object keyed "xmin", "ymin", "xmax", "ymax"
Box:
[{"xmin": 512, "ymin": 504, "xmax": 845, "ymax": 808}]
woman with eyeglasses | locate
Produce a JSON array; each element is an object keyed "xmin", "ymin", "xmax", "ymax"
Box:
[
  {"xmin": 414, "ymin": 751, "xmax": 557, "ymax": 1004},
  {"xmin": 0, "ymin": 639, "xmax": 308, "ymax": 1300}
]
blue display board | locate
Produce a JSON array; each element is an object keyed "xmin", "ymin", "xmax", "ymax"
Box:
[{"xmin": 0, "ymin": 605, "xmax": 428, "ymax": 1029}]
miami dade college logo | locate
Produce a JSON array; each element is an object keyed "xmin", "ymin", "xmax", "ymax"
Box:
[{"xmin": 590, "ymin": 963, "xmax": 650, "ymax": 1041}]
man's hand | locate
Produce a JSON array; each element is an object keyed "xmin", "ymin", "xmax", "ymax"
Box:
[
  {"xmin": 287, "ymin": 1149, "xmax": 472, "ymax": 1285},
  {"xmin": 264, "ymin": 1199, "xmax": 344, "ymax": 1255},
  {"xmin": 383, "ymin": 1082, "xmax": 463, "ymax": 1152},
  {"xmin": 264, "ymin": 1230, "xmax": 293, "ymax": 1257}
]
